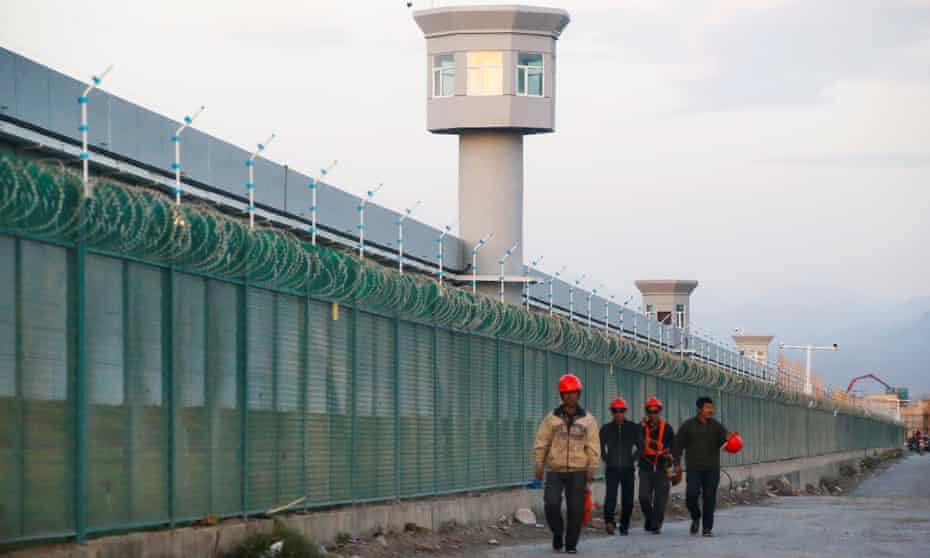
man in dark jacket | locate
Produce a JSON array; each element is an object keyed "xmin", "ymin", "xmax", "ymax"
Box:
[
  {"xmin": 599, "ymin": 397, "xmax": 643, "ymax": 535},
  {"xmin": 638, "ymin": 396, "xmax": 675, "ymax": 534},
  {"xmin": 672, "ymin": 396, "xmax": 732, "ymax": 537}
]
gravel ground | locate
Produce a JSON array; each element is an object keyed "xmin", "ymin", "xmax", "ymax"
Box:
[{"xmin": 476, "ymin": 454, "xmax": 930, "ymax": 558}]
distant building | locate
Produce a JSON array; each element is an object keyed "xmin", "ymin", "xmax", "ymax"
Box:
[
  {"xmin": 902, "ymin": 399, "xmax": 930, "ymax": 436},
  {"xmin": 732, "ymin": 334, "xmax": 773, "ymax": 364},
  {"xmin": 863, "ymin": 393, "xmax": 900, "ymax": 420},
  {"xmin": 634, "ymin": 280, "xmax": 698, "ymax": 328}
]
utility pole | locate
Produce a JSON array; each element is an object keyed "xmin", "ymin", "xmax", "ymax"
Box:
[{"xmin": 778, "ymin": 342, "xmax": 839, "ymax": 396}]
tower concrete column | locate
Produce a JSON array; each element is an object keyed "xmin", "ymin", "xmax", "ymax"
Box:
[{"xmin": 459, "ymin": 131, "xmax": 524, "ymax": 299}]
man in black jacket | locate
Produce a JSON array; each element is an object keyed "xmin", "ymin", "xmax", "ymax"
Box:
[
  {"xmin": 599, "ymin": 397, "xmax": 643, "ymax": 535},
  {"xmin": 672, "ymin": 396, "xmax": 732, "ymax": 537},
  {"xmin": 638, "ymin": 396, "xmax": 675, "ymax": 534}
]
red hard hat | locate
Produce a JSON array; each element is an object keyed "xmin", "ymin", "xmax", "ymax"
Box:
[
  {"xmin": 645, "ymin": 396, "xmax": 663, "ymax": 411},
  {"xmin": 610, "ymin": 397, "xmax": 628, "ymax": 410},
  {"xmin": 724, "ymin": 432, "xmax": 743, "ymax": 454},
  {"xmin": 558, "ymin": 373, "xmax": 583, "ymax": 393}
]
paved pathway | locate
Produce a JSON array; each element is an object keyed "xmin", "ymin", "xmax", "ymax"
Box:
[{"xmin": 484, "ymin": 455, "xmax": 930, "ymax": 557}]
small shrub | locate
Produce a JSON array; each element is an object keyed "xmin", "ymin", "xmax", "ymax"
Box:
[
  {"xmin": 229, "ymin": 523, "xmax": 324, "ymax": 558},
  {"xmin": 336, "ymin": 531, "xmax": 352, "ymax": 545}
]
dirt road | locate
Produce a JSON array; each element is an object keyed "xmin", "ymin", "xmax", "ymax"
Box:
[{"xmin": 482, "ymin": 455, "xmax": 930, "ymax": 558}]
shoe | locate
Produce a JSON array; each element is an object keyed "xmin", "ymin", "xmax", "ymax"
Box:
[
  {"xmin": 565, "ymin": 548, "xmax": 578, "ymax": 554},
  {"xmin": 619, "ymin": 526, "xmax": 629, "ymax": 536},
  {"xmin": 552, "ymin": 534, "xmax": 564, "ymax": 552},
  {"xmin": 651, "ymin": 527, "xmax": 662, "ymax": 535},
  {"xmin": 690, "ymin": 519, "xmax": 700, "ymax": 535},
  {"xmin": 606, "ymin": 522, "xmax": 616, "ymax": 535},
  {"xmin": 702, "ymin": 530, "xmax": 714, "ymax": 538}
]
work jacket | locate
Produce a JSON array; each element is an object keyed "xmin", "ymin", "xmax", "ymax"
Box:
[
  {"xmin": 599, "ymin": 419, "xmax": 644, "ymax": 470},
  {"xmin": 672, "ymin": 416, "xmax": 729, "ymax": 471},
  {"xmin": 534, "ymin": 405, "xmax": 601, "ymax": 474}
]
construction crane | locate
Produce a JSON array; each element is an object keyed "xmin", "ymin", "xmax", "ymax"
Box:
[{"xmin": 846, "ymin": 373, "xmax": 894, "ymax": 394}]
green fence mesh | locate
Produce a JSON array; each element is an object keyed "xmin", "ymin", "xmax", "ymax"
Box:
[{"xmin": 0, "ymin": 151, "xmax": 903, "ymax": 545}]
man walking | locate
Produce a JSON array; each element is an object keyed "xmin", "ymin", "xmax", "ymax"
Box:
[
  {"xmin": 599, "ymin": 397, "xmax": 642, "ymax": 535},
  {"xmin": 534, "ymin": 373, "xmax": 601, "ymax": 554},
  {"xmin": 673, "ymin": 396, "xmax": 732, "ymax": 537},
  {"xmin": 638, "ymin": 397, "xmax": 674, "ymax": 534}
]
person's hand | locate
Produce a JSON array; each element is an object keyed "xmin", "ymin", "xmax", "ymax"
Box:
[
  {"xmin": 586, "ymin": 470, "xmax": 595, "ymax": 483},
  {"xmin": 674, "ymin": 465, "xmax": 683, "ymax": 484},
  {"xmin": 535, "ymin": 466, "xmax": 544, "ymax": 481},
  {"xmin": 640, "ymin": 416, "xmax": 649, "ymax": 427}
]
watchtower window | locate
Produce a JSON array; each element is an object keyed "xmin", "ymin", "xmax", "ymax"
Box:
[
  {"xmin": 517, "ymin": 53, "xmax": 543, "ymax": 97},
  {"xmin": 466, "ymin": 51, "xmax": 503, "ymax": 96},
  {"xmin": 432, "ymin": 54, "xmax": 455, "ymax": 98}
]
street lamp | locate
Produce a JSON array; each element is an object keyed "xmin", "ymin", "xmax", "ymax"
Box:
[
  {"xmin": 171, "ymin": 105, "xmax": 205, "ymax": 208},
  {"xmin": 471, "ymin": 232, "xmax": 494, "ymax": 295},
  {"xmin": 77, "ymin": 64, "xmax": 113, "ymax": 197},
  {"xmin": 357, "ymin": 182, "xmax": 384, "ymax": 259},
  {"xmin": 778, "ymin": 342, "xmax": 839, "ymax": 396},
  {"xmin": 549, "ymin": 265, "xmax": 567, "ymax": 316},
  {"xmin": 309, "ymin": 160, "xmax": 338, "ymax": 246},
  {"xmin": 397, "ymin": 200, "xmax": 421, "ymax": 274},
  {"xmin": 246, "ymin": 133, "xmax": 276, "ymax": 230},
  {"xmin": 569, "ymin": 274, "xmax": 586, "ymax": 323},
  {"xmin": 524, "ymin": 256, "xmax": 544, "ymax": 310},
  {"xmin": 499, "ymin": 242, "xmax": 518, "ymax": 303}
]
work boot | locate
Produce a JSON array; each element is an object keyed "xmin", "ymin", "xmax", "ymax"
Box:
[
  {"xmin": 702, "ymin": 530, "xmax": 714, "ymax": 538},
  {"xmin": 619, "ymin": 526, "xmax": 629, "ymax": 536},
  {"xmin": 565, "ymin": 547, "xmax": 578, "ymax": 554},
  {"xmin": 552, "ymin": 534, "xmax": 564, "ymax": 552},
  {"xmin": 690, "ymin": 519, "xmax": 700, "ymax": 535},
  {"xmin": 606, "ymin": 522, "xmax": 616, "ymax": 535}
]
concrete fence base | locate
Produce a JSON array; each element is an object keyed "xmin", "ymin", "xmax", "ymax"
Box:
[{"xmin": 8, "ymin": 448, "xmax": 892, "ymax": 558}]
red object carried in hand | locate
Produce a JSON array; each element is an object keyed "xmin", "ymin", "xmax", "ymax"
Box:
[
  {"xmin": 582, "ymin": 488, "xmax": 593, "ymax": 525},
  {"xmin": 724, "ymin": 432, "xmax": 743, "ymax": 454}
]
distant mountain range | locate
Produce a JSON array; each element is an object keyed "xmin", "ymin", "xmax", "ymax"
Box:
[{"xmin": 692, "ymin": 286, "xmax": 930, "ymax": 397}]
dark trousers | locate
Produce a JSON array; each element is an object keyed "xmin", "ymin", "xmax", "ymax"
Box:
[
  {"xmin": 603, "ymin": 467, "xmax": 635, "ymax": 529},
  {"xmin": 686, "ymin": 469, "xmax": 721, "ymax": 532},
  {"xmin": 638, "ymin": 470, "xmax": 670, "ymax": 531},
  {"xmin": 544, "ymin": 471, "xmax": 587, "ymax": 548}
]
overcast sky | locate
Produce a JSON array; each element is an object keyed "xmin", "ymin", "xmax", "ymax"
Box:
[{"xmin": 3, "ymin": 0, "xmax": 929, "ymax": 317}]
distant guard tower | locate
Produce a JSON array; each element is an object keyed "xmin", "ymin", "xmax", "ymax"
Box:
[
  {"xmin": 732, "ymin": 334, "xmax": 774, "ymax": 363},
  {"xmin": 413, "ymin": 5, "xmax": 571, "ymax": 302},
  {"xmin": 634, "ymin": 280, "xmax": 699, "ymax": 328}
]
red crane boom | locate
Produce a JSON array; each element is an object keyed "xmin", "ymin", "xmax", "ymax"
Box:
[{"xmin": 845, "ymin": 373, "xmax": 894, "ymax": 394}]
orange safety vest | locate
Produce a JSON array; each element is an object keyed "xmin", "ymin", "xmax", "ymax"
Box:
[{"xmin": 642, "ymin": 420, "xmax": 667, "ymax": 466}]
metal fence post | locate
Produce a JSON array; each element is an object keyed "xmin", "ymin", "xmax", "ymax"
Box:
[
  {"xmin": 239, "ymin": 280, "xmax": 249, "ymax": 517},
  {"xmin": 74, "ymin": 232, "xmax": 88, "ymax": 543},
  {"xmin": 164, "ymin": 266, "xmax": 176, "ymax": 528},
  {"xmin": 14, "ymin": 239, "xmax": 25, "ymax": 538},
  {"xmin": 350, "ymin": 305, "xmax": 358, "ymax": 501},
  {"xmin": 432, "ymin": 323, "xmax": 439, "ymax": 494},
  {"xmin": 272, "ymin": 294, "xmax": 280, "ymax": 506},
  {"xmin": 495, "ymin": 338, "xmax": 502, "ymax": 485},
  {"xmin": 301, "ymin": 291, "xmax": 310, "ymax": 512},
  {"xmin": 393, "ymin": 316, "xmax": 401, "ymax": 498}
]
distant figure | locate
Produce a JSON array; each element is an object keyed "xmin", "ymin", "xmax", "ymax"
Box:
[
  {"xmin": 599, "ymin": 397, "xmax": 643, "ymax": 535},
  {"xmin": 638, "ymin": 397, "xmax": 675, "ymax": 534},
  {"xmin": 673, "ymin": 396, "xmax": 736, "ymax": 537},
  {"xmin": 534, "ymin": 373, "xmax": 600, "ymax": 554}
]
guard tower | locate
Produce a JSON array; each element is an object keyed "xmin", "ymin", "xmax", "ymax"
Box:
[
  {"xmin": 732, "ymin": 334, "xmax": 774, "ymax": 363},
  {"xmin": 634, "ymin": 280, "xmax": 699, "ymax": 328},
  {"xmin": 413, "ymin": 5, "xmax": 571, "ymax": 302}
]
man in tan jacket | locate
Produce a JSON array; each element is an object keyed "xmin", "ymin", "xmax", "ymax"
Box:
[{"xmin": 534, "ymin": 373, "xmax": 600, "ymax": 554}]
